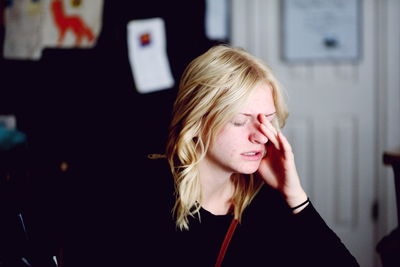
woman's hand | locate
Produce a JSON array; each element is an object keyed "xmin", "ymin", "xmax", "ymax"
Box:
[{"xmin": 256, "ymin": 114, "xmax": 308, "ymax": 213}]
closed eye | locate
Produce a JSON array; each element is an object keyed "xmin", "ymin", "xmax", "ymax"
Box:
[
  {"xmin": 265, "ymin": 112, "xmax": 276, "ymax": 118},
  {"xmin": 230, "ymin": 115, "xmax": 249, "ymax": 127},
  {"xmin": 232, "ymin": 121, "xmax": 246, "ymax": 127},
  {"xmin": 265, "ymin": 113, "xmax": 276, "ymax": 122}
]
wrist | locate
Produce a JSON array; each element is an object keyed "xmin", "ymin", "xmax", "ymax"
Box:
[{"xmin": 282, "ymin": 188, "xmax": 309, "ymax": 213}]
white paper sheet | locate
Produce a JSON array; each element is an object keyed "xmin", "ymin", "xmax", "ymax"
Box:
[
  {"xmin": 127, "ymin": 18, "xmax": 174, "ymax": 94},
  {"xmin": 205, "ymin": 0, "xmax": 229, "ymax": 41},
  {"xmin": 3, "ymin": 0, "xmax": 104, "ymax": 60},
  {"xmin": 41, "ymin": 0, "xmax": 103, "ymax": 48},
  {"xmin": 282, "ymin": 0, "xmax": 359, "ymax": 62},
  {"xmin": 3, "ymin": 0, "xmax": 43, "ymax": 60}
]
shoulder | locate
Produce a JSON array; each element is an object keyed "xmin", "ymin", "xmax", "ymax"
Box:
[
  {"xmin": 251, "ymin": 184, "xmax": 289, "ymax": 211},
  {"xmin": 138, "ymin": 154, "xmax": 172, "ymax": 182},
  {"xmin": 138, "ymin": 153, "xmax": 176, "ymax": 224},
  {"xmin": 241, "ymin": 184, "xmax": 292, "ymax": 225},
  {"xmin": 136, "ymin": 153, "xmax": 175, "ymax": 209}
]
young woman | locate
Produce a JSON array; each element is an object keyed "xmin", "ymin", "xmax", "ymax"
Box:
[{"xmin": 148, "ymin": 45, "xmax": 359, "ymax": 266}]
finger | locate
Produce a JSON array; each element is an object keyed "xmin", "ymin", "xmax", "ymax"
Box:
[
  {"xmin": 258, "ymin": 114, "xmax": 280, "ymax": 149},
  {"xmin": 260, "ymin": 123, "xmax": 280, "ymax": 150},
  {"xmin": 271, "ymin": 118, "xmax": 281, "ymax": 133},
  {"xmin": 277, "ymin": 131, "xmax": 294, "ymax": 157},
  {"xmin": 259, "ymin": 114, "xmax": 278, "ymax": 136},
  {"xmin": 266, "ymin": 120, "xmax": 279, "ymax": 136}
]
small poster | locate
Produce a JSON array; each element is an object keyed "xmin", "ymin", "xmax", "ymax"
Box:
[
  {"xmin": 41, "ymin": 0, "xmax": 104, "ymax": 48},
  {"xmin": 3, "ymin": 0, "xmax": 43, "ymax": 60},
  {"xmin": 127, "ymin": 18, "xmax": 174, "ymax": 94},
  {"xmin": 3, "ymin": 0, "xmax": 104, "ymax": 60},
  {"xmin": 282, "ymin": 0, "xmax": 360, "ymax": 62},
  {"xmin": 205, "ymin": 0, "xmax": 229, "ymax": 41}
]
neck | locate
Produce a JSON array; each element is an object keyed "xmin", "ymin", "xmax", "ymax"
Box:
[{"xmin": 198, "ymin": 159, "xmax": 235, "ymax": 215}]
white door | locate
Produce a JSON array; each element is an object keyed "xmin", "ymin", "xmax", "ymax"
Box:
[{"xmin": 232, "ymin": 1, "xmax": 379, "ymax": 266}]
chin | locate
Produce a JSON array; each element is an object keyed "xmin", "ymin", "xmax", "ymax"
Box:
[
  {"xmin": 237, "ymin": 167, "xmax": 259, "ymax": 175},
  {"xmin": 231, "ymin": 162, "xmax": 260, "ymax": 175}
]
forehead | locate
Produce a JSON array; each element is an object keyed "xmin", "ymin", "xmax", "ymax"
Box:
[{"xmin": 239, "ymin": 83, "xmax": 275, "ymax": 114}]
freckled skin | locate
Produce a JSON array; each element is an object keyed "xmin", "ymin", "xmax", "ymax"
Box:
[{"xmin": 204, "ymin": 83, "xmax": 275, "ymax": 176}]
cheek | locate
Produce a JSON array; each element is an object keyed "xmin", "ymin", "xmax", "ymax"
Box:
[
  {"xmin": 213, "ymin": 125, "xmax": 247, "ymax": 155},
  {"xmin": 213, "ymin": 138, "xmax": 234, "ymax": 157},
  {"xmin": 222, "ymin": 137, "xmax": 242, "ymax": 159}
]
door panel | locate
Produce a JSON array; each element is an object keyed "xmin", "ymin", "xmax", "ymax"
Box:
[{"xmin": 232, "ymin": 0, "xmax": 378, "ymax": 266}]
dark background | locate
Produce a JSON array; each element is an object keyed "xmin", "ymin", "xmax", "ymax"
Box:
[{"xmin": 0, "ymin": 1, "xmax": 227, "ymax": 265}]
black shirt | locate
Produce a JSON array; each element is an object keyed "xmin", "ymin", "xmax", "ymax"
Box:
[{"xmin": 137, "ymin": 159, "xmax": 360, "ymax": 267}]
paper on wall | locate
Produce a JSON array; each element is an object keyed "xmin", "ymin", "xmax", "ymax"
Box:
[
  {"xmin": 3, "ymin": 0, "xmax": 104, "ymax": 60},
  {"xmin": 41, "ymin": 0, "xmax": 104, "ymax": 48},
  {"xmin": 205, "ymin": 0, "xmax": 229, "ymax": 41},
  {"xmin": 127, "ymin": 18, "xmax": 174, "ymax": 94},
  {"xmin": 3, "ymin": 0, "xmax": 43, "ymax": 60}
]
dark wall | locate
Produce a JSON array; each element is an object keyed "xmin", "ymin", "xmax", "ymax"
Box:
[
  {"xmin": 0, "ymin": 1, "xmax": 226, "ymax": 265},
  {"xmin": 2, "ymin": 0, "xmax": 214, "ymax": 166}
]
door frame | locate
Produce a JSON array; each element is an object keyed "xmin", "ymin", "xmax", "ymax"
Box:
[{"xmin": 375, "ymin": 0, "xmax": 400, "ymax": 260}]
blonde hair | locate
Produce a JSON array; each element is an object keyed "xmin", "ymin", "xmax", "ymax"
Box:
[{"xmin": 166, "ymin": 45, "xmax": 289, "ymax": 230}]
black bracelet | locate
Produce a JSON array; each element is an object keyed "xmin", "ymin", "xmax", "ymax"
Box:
[{"xmin": 290, "ymin": 197, "xmax": 310, "ymax": 210}]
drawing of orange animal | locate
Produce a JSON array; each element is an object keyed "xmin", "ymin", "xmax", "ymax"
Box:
[{"xmin": 51, "ymin": 0, "xmax": 94, "ymax": 46}]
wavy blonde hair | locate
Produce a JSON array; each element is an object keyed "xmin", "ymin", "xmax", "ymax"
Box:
[{"xmin": 166, "ymin": 45, "xmax": 289, "ymax": 230}]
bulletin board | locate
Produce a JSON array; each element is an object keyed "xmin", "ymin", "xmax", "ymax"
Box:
[{"xmin": 281, "ymin": 0, "xmax": 361, "ymax": 63}]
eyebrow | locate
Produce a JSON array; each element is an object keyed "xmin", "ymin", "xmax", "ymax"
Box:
[{"xmin": 240, "ymin": 112, "xmax": 276, "ymax": 117}]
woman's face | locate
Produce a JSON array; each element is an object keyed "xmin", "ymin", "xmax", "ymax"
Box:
[{"xmin": 204, "ymin": 83, "xmax": 276, "ymax": 175}]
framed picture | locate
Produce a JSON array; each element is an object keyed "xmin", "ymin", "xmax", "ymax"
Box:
[{"xmin": 281, "ymin": 0, "xmax": 361, "ymax": 63}]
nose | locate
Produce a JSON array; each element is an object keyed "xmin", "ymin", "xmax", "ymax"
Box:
[{"xmin": 249, "ymin": 123, "xmax": 268, "ymax": 144}]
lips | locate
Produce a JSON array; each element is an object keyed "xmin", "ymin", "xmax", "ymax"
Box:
[{"xmin": 240, "ymin": 150, "xmax": 264, "ymax": 160}]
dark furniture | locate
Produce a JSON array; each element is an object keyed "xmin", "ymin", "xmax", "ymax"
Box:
[{"xmin": 376, "ymin": 148, "xmax": 400, "ymax": 267}]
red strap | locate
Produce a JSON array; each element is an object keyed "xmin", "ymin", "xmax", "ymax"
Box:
[{"xmin": 215, "ymin": 218, "xmax": 239, "ymax": 267}]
